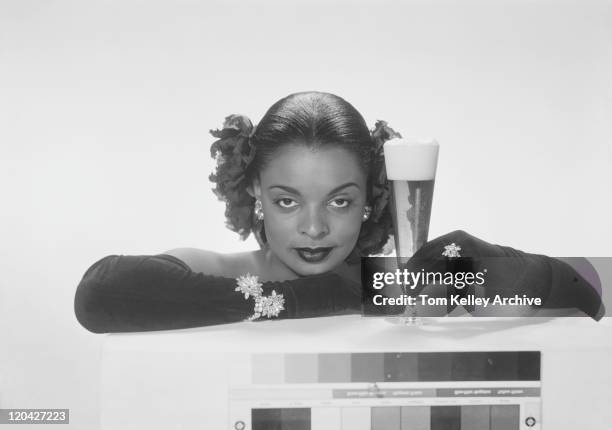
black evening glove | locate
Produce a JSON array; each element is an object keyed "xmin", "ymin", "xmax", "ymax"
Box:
[
  {"xmin": 74, "ymin": 254, "xmax": 362, "ymax": 333},
  {"xmin": 405, "ymin": 230, "xmax": 605, "ymax": 320}
]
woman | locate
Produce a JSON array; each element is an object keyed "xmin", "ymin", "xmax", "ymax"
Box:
[{"xmin": 74, "ymin": 91, "xmax": 604, "ymax": 333}]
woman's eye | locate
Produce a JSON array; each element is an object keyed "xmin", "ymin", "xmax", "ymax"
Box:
[
  {"xmin": 329, "ymin": 198, "xmax": 350, "ymax": 208},
  {"xmin": 276, "ymin": 198, "xmax": 298, "ymax": 209}
]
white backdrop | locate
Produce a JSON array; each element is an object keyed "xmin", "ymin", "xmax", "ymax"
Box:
[{"xmin": 1, "ymin": 0, "xmax": 611, "ymax": 428}]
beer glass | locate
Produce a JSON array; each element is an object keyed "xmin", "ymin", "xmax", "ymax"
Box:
[{"xmin": 384, "ymin": 138, "xmax": 439, "ymax": 324}]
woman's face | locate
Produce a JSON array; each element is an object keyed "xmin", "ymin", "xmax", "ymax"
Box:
[{"xmin": 252, "ymin": 144, "xmax": 368, "ymax": 277}]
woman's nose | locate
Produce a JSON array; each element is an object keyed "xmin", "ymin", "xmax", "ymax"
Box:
[{"xmin": 299, "ymin": 206, "xmax": 329, "ymax": 239}]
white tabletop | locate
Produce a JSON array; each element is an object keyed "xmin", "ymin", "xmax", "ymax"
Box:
[{"xmin": 100, "ymin": 315, "xmax": 612, "ymax": 429}]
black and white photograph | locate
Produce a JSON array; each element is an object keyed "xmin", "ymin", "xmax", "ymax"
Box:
[{"xmin": 1, "ymin": 0, "xmax": 611, "ymax": 428}]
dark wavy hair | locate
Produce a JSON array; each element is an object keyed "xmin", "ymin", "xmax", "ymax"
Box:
[{"xmin": 209, "ymin": 91, "xmax": 400, "ymax": 256}]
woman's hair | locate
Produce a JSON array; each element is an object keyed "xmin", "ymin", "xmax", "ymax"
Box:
[{"xmin": 209, "ymin": 91, "xmax": 400, "ymax": 256}]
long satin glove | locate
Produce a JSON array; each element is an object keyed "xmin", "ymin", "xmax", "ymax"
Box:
[
  {"xmin": 74, "ymin": 254, "xmax": 362, "ymax": 333},
  {"xmin": 405, "ymin": 230, "xmax": 605, "ymax": 320}
]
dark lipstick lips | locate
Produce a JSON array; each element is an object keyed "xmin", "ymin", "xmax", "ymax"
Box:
[{"xmin": 295, "ymin": 247, "xmax": 333, "ymax": 263}]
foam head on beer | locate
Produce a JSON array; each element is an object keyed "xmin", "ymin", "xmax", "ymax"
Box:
[
  {"xmin": 383, "ymin": 138, "xmax": 439, "ymax": 180},
  {"xmin": 383, "ymin": 138, "xmax": 440, "ymax": 261}
]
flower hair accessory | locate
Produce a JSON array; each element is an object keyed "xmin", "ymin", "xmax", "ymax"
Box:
[
  {"xmin": 235, "ymin": 273, "xmax": 285, "ymax": 321},
  {"xmin": 353, "ymin": 120, "xmax": 402, "ymax": 257},
  {"xmin": 209, "ymin": 114, "xmax": 258, "ymax": 240},
  {"xmin": 370, "ymin": 120, "xmax": 402, "ymax": 224}
]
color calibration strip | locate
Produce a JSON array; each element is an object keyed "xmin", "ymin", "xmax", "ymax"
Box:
[
  {"xmin": 251, "ymin": 405, "xmax": 521, "ymax": 430},
  {"xmin": 252, "ymin": 352, "xmax": 540, "ymax": 384}
]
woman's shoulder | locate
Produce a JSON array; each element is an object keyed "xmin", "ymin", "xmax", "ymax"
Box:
[{"xmin": 162, "ymin": 247, "xmax": 261, "ymax": 278}]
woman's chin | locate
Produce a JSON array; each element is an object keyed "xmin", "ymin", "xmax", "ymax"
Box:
[
  {"xmin": 290, "ymin": 259, "xmax": 342, "ymax": 277},
  {"xmin": 273, "ymin": 248, "xmax": 351, "ymax": 278}
]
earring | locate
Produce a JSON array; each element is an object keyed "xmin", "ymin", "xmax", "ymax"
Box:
[
  {"xmin": 362, "ymin": 205, "xmax": 372, "ymax": 222},
  {"xmin": 254, "ymin": 199, "xmax": 264, "ymax": 221}
]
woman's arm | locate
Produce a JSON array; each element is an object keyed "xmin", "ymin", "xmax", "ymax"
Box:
[
  {"xmin": 74, "ymin": 254, "xmax": 362, "ymax": 333},
  {"xmin": 544, "ymin": 256, "xmax": 605, "ymax": 320},
  {"xmin": 161, "ymin": 248, "xmax": 227, "ymax": 276},
  {"xmin": 407, "ymin": 230, "xmax": 605, "ymax": 320}
]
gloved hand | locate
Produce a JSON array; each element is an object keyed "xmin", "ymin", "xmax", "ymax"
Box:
[{"xmin": 404, "ymin": 230, "xmax": 605, "ymax": 320}]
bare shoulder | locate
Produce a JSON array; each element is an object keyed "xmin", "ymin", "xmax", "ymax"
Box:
[
  {"xmin": 163, "ymin": 247, "xmax": 260, "ymax": 278},
  {"xmin": 163, "ymin": 248, "xmax": 223, "ymax": 275}
]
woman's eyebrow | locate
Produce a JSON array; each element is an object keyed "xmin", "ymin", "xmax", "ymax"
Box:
[
  {"xmin": 267, "ymin": 182, "xmax": 360, "ymax": 195},
  {"xmin": 268, "ymin": 185, "xmax": 301, "ymax": 194},
  {"xmin": 327, "ymin": 182, "xmax": 360, "ymax": 195}
]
